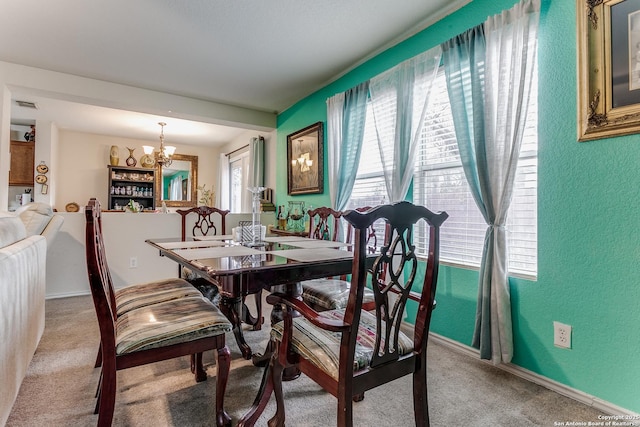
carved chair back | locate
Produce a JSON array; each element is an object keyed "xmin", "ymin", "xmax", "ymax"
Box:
[
  {"xmin": 177, "ymin": 206, "xmax": 230, "ymax": 241},
  {"xmin": 306, "ymin": 206, "xmax": 342, "ymax": 241}
]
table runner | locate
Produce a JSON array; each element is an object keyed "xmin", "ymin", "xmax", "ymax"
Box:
[
  {"xmin": 283, "ymin": 240, "xmax": 352, "ymax": 249},
  {"xmin": 263, "ymin": 236, "xmax": 312, "ymax": 243},
  {"xmin": 194, "ymin": 234, "xmax": 234, "ymax": 241},
  {"xmin": 175, "ymin": 245, "xmax": 264, "ymax": 260},
  {"xmin": 158, "ymin": 240, "xmax": 229, "ymax": 249},
  {"xmin": 267, "ymin": 248, "xmax": 353, "ymax": 262}
]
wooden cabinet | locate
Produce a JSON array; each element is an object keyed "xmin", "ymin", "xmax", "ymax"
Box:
[
  {"xmin": 9, "ymin": 140, "xmax": 35, "ymax": 186},
  {"xmin": 108, "ymin": 165, "xmax": 156, "ymax": 211}
]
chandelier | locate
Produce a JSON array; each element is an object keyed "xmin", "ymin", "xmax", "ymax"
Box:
[{"xmin": 143, "ymin": 122, "xmax": 176, "ymax": 167}]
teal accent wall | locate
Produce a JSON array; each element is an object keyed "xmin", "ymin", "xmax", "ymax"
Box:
[{"xmin": 275, "ymin": 0, "xmax": 640, "ymax": 413}]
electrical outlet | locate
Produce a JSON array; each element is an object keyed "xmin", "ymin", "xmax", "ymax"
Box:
[
  {"xmin": 129, "ymin": 257, "xmax": 138, "ymax": 268},
  {"xmin": 553, "ymin": 321, "xmax": 572, "ymax": 349}
]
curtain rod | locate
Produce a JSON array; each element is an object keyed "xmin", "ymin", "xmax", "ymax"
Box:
[
  {"xmin": 225, "ymin": 144, "xmax": 249, "ymax": 157},
  {"xmin": 225, "ymin": 136, "xmax": 265, "ymax": 157}
]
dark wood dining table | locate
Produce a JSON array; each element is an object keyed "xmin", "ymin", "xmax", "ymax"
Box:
[{"xmin": 146, "ymin": 234, "xmax": 357, "ymax": 362}]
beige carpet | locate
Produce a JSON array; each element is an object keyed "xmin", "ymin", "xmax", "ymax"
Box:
[{"xmin": 7, "ymin": 294, "xmax": 603, "ymax": 426}]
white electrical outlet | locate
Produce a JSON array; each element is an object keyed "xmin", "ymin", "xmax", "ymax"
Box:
[
  {"xmin": 129, "ymin": 257, "xmax": 138, "ymax": 268},
  {"xmin": 553, "ymin": 321, "xmax": 572, "ymax": 349}
]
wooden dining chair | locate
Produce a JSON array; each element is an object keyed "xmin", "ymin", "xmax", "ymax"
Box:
[
  {"xmin": 177, "ymin": 205, "xmax": 230, "ymax": 242},
  {"xmin": 238, "ymin": 201, "xmax": 448, "ymax": 427},
  {"xmin": 92, "ymin": 206, "xmax": 208, "ymax": 369},
  {"xmin": 177, "ymin": 205, "xmax": 264, "ymax": 349},
  {"xmin": 176, "ymin": 205, "xmax": 230, "ymax": 293},
  {"xmin": 85, "ymin": 199, "xmax": 233, "ymax": 427},
  {"xmin": 300, "ymin": 206, "xmax": 376, "ymax": 311}
]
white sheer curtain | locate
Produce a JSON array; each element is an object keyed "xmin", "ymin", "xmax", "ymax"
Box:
[
  {"xmin": 368, "ymin": 45, "xmax": 442, "ymax": 202},
  {"xmin": 170, "ymin": 175, "xmax": 182, "ymax": 200},
  {"xmin": 475, "ymin": 0, "xmax": 539, "ymax": 363},
  {"xmin": 327, "ymin": 92, "xmax": 344, "ymax": 210},
  {"xmin": 248, "ymin": 136, "xmax": 264, "ymax": 188},
  {"xmin": 327, "ymin": 82, "xmax": 369, "ymax": 211},
  {"xmin": 217, "ymin": 153, "xmax": 229, "ymax": 210}
]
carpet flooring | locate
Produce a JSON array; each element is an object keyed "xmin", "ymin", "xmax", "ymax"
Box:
[{"xmin": 6, "ymin": 294, "xmax": 605, "ymax": 426}]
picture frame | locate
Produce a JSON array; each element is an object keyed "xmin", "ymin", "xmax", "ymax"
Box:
[
  {"xmin": 287, "ymin": 122, "xmax": 324, "ymax": 195},
  {"xmin": 578, "ymin": 0, "xmax": 640, "ymax": 141}
]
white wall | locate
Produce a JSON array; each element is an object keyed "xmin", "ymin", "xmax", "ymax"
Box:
[
  {"xmin": 47, "ymin": 211, "xmax": 276, "ymax": 298},
  {"xmin": 55, "ymin": 130, "xmax": 219, "ymax": 212}
]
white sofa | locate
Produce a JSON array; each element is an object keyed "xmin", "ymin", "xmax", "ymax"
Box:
[
  {"xmin": 0, "ymin": 205, "xmax": 62, "ymax": 425},
  {"xmin": 15, "ymin": 203, "xmax": 64, "ymax": 250}
]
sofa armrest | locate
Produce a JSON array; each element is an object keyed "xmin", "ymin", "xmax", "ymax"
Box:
[{"xmin": 41, "ymin": 215, "xmax": 64, "ymax": 249}]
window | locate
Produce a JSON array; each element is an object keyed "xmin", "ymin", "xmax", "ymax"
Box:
[
  {"xmin": 348, "ymin": 67, "xmax": 538, "ymax": 277},
  {"xmin": 345, "ymin": 106, "xmax": 389, "ymax": 210},
  {"xmin": 228, "ymin": 150, "xmax": 250, "ymax": 213}
]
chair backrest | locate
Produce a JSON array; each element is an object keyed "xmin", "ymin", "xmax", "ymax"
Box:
[
  {"xmin": 177, "ymin": 206, "xmax": 230, "ymax": 241},
  {"xmin": 344, "ymin": 206, "xmax": 383, "ymax": 253},
  {"xmin": 84, "ymin": 198, "xmax": 118, "ymax": 353},
  {"xmin": 306, "ymin": 206, "xmax": 342, "ymax": 241},
  {"xmin": 343, "ymin": 201, "xmax": 448, "ymax": 368}
]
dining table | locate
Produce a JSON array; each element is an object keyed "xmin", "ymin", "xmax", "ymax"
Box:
[{"xmin": 146, "ymin": 234, "xmax": 358, "ymax": 363}]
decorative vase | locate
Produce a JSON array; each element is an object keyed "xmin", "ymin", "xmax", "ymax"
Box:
[
  {"xmin": 125, "ymin": 147, "xmax": 137, "ymax": 167},
  {"xmin": 109, "ymin": 145, "xmax": 119, "ymax": 166}
]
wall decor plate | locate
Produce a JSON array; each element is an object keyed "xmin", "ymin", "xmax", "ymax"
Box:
[
  {"xmin": 36, "ymin": 162, "xmax": 49, "ymax": 174},
  {"xmin": 65, "ymin": 202, "xmax": 80, "ymax": 212},
  {"xmin": 35, "ymin": 174, "xmax": 48, "ymax": 184}
]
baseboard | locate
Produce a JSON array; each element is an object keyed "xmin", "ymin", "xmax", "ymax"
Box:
[
  {"xmin": 45, "ymin": 290, "xmax": 90, "ymax": 300},
  {"xmin": 429, "ymin": 332, "xmax": 638, "ymax": 417}
]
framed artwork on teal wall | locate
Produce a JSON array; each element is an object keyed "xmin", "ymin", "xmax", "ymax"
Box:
[
  {"xmin": 287, "ymin": 121, "xmax": 324, "ymax": 195},
  {"xmin": 578, "ymin": 0, "xmax": 640, "ymax": 141}
]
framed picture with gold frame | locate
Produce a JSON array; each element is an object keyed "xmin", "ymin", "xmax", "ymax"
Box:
[
  {"xmin": 578, "ymin": 0, "xmax": 640, "ymax": 141},
  {"xmin": 287, "ymin": 122, "xmax": 324, "ymax": 195}
]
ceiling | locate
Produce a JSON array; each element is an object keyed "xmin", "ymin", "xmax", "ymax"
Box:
[{"xmin": 0, "ymin": 0, "xmax": 469, "ymax": 146}]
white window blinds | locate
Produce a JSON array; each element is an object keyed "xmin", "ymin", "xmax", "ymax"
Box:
[{"xmin": 348, "ymin": 66, "xmax": 538, "ymax": 277}]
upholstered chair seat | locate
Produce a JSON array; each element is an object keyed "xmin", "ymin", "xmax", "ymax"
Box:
[
  {"xmin": 300, "ymin": 278, "xmax": 374, "ymax": 311},
  {"xmin": 115, "ymin": 296, "xmax": 231, "ymax": 355},
  {"xmin": 300, "ymin": 206, "xmax": 378, "ymax": 312},
  {"xmin": 270, "ymin": 308, "xmax": 412, "ymax": 380}
]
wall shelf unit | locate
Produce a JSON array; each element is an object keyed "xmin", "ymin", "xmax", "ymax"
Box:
[{"xmin": 108, "ymin": 165, "xmax": 156, "ymax": 211}]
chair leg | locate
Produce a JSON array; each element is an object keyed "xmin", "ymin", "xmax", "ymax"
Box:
[
  {"xmin": 94, "ymin": 343, "xmax": 102, "ymax": 368},
  {"xmin": 94, "ymin": 368, "xmax": 103, "ymax": 412},
  {"xmin": 96, "ymin": 361, "xmax": 117, "ymax": 427},
  {"xmin": 215, "ymin": 345, "xmax": 232, "ymax": 427},
  {"xmin": 336, "ymin": 390, "xmax": 355, "ymax": 427},
  {"xmin": 412, "ymin": 359, "xmax": 430, "ymax": 427},
  {"xmin": 193, "ymin": 352, "xmax": 207, "ymax": 383}
]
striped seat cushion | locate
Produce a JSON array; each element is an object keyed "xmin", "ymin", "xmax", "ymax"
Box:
[
  {"xmin": 301, "ymin": 278, "xmax": 374, "ymax": 310},
  {"xmin": 115, "ymin": 278, "xmax": 202, "ymax": 316},
  {"xmin": 115, "ymin": 296, "xmax": 231, "ymax": 354},
  {"xmin": 271, "ymin": 308, "xmax": 413, "ymax": 380}
]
